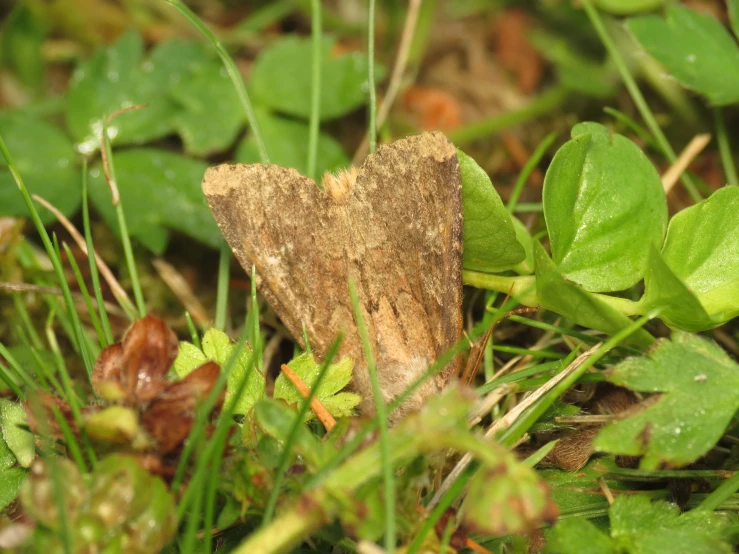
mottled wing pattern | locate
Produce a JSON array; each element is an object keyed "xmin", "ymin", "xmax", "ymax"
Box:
[{"xmin": 202, "ymin": 132, "xmax": 463, "ymax": 416}]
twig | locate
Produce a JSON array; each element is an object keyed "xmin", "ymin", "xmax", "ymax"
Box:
[
  {"xmin": 280, "ymin": 364, "xmax": 336, "ymax": 431},
  {"xmin": 152, "ymin": 258, "xmax": 210, "ymax": 325},
  {"xmin": 661, "ymin": 133, "xmax": 711, "ymax": 195},
  {"xmin": 428, "ymin": 344, "xmax": 602, "ymax": 509}
]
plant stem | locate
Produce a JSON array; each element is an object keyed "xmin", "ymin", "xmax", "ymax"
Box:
[
  {"xmin": 214, "ymin": 240, "xmax": 230, "ymax": 331},
  {"xmin": 164, "ymin": 0, "xmax": 269, "ymax": 164},
  {"xmin": 462, "ymin": 272, "xmax": 537, "ymax": 306},
  {"xmin": 714, "ymin": 107, "xmax": 739, "ymax": 187},
  {"xmin": 307, "ymin": 0, "xmax": 322, "ymax": 180},
  {"xmin": 581, "ymin": 0, "xmax": 701, "ymax": 202},
  {"xmin": 367, "ymin": 0, "xmax": 377, "ymax": 153}
]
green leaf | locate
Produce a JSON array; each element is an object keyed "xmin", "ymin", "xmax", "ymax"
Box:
[
  {"xmin": 550, "ymin": 495, "xmax": 732, "ymax": 554},
  {"xmin": 534, "ymin": 243, "xmax": 654, "ymax": 347},
  {"xmin": 549, "ymin": 518, "xmax": 615, "ymax": 554},
  {"xmin": 200, "ymin": 328, "xmax": 263, "ymax": 415},
  {"xmin": 660, "ymin": 186, "xmax": 739, "ymax": 324},
  {"xmin": 0, "ymin": 399, "xmax": 34, "ymax": 468},
  {"xmin": 0, "ymin": 432, "xmax": 15, "ymax": 471},
  {"xmin": 169, "ymin": 59, "xmax": 244, "ymax": 156},
  {"xmin": 0, "ymin": 467, "xmax": 27, "ymax": 512},
  {"xmin": 594, "ymin": 0, "xmax": 663, "ymax": 15},
  {"xmin": 1, "ymin": 3, "xmax": 47, "ymax": 89},
  {"xmin": 274, "ymin": 352, "xmax": 360, "ymax": 420},
  {"xmin": 609, "ymin": 495, "xmax": 732, "ymax": 553},
  {"xmin": 594, "ymin": 333, "xmax": 739, "ymax": 469},
  {"xmin": 730, "ymin": 0, "xmax": 739, "ymax": 41},
  {"xmin": 627, "ymin": 4, "xmax": 739, "ymax": 105},
  {"xmin": 639, "ymin": 246, "xmax": 717, "ymax": 332},
  {"xmin": 65, "ymin": 30, "xmax": 178, "ymax": 152},
  {"xmin": 172, "ymin": 341, "xmax": 208, "ymax": 377},
  {"xmin": 235, "ymin": 110, "xmax": 349, "ymax": 177},
  {"xmin": 88, "ymin": 148, "xmax": 221, "ymax": 253},
  {"xmin": 543, "ymin": 122, "xmax": 667, "ymax": 292},
  {"xmin": 457, "ymin": 150, "xmax": 525, "ymax": 272},
  {"xmin": 0, "ymin": 113, "xmax": 81, "ymax": 223},
  {"xmin": 250, "ymin": 35, "xmax": 379, "ymax": 120}
]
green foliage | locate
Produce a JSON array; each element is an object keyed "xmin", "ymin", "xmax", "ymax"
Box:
[
  {"xmin": 20, "ymin": 455, "xmax": 177, "ymax": 552},
  {"xmin": 0, "ymin": 467, "xmax": 27, "ymax": 512},
  {"xmin": 236, "ymin": 109, "xmax": 349, "ymax": 177},
  {"xmin": 0, "ymin": 113, "xmax": 80, "ymax": 222},
  {"xmin": 627, "ymin": 4, "xmax": 739, "ymax": 105},
  {"xmin": 0, "ymin": 399, "xmax": 34, "ymax": 468},
  {"xmin": 457, "ymin": 149, "xmax": 525, "ymax": 273},
  {"xmin": 174, "ymin": 330, "xmax": 360, "ymax": 420},
  {"xmin": 550, "ymin": 495, "xmax": 733, "ymax": 553},
  {"xmin": 594, "ymin": 333, "xmax": 739, "ymax": 468},
  {"xmin": 249, "ymin": 36, "xmax": 379, "ymax": 120},
  {"xmin": 0, "ymin": 3, "xmax": 47, "ymax": 89},
  {"xmin": 274, "ymin": 352, "xmax": 361, "ymax": 420},
  {"xmin": 66, "ymin": 31, "xmax": 242, "ymax": 155},
  {"xmin": 658, "ymin": 186, "xmax": 739, "ymax": 324},
  {"xmin": 534, "ymin": 243, "xmax": 654, "ymax": 347},
  {"xmin": 543, "ymin": 122, "xmax": 667, "ymax": 292},
  {"xmin": 594, "ymin": 0, "xmax": 664, "ymax": 15},
  {"xmin": 88, "ymin": 148, "xmax": 221, "ymax": 253}
]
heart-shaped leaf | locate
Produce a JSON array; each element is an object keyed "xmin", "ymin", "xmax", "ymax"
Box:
[
  {"xmin": 249, "ymin": 35, "xmax": 380, "ymax": 121},
  {"xmin": 543, "ymin": 122, "xmax": 667, "ymax": 292},
  {"xmin": 627, "ymin": 4, "xmax": 739, "ymax": 105},
  {"xmin": 458, "ymin": 149, "xmax": 525, "ymax": 272}
]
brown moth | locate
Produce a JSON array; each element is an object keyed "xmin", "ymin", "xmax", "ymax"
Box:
[{"xmin": 202, "ymin": 132, "xmax": 463, "ymax": 418}]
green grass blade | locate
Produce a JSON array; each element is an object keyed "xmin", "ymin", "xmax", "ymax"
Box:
[
  {"xmin": 262, "ymin": 335, "xmax": 343, "ymax": 524},
  {"xmin": 367, "ymin": 0, "xmax": 378, "ymax": 153},
  {"xmin": 185, "ymin": 312, "xmax": 202, "ymax": 350},
  {"xmin": 714, "ymin": 107, "xmax": 739, "ymax": 188},
  {"xmin": 12, "ymin": 293, "xmax": 43, "ymax": 349},
  {"xmin": 0, "ymin": 359, "xmax": 24, "ymax": 398},
  {"xmin": 82, "ymin": 160, "xmax": 114, "ymax": 346},
  {"xmin": 100, "ymin": 121, "xmax": 146, "ymax": 317},
  {"xmin": 307, "ymin": 0, "xmax": 322, "ymax": 180},
  {"xmin": 163, "ymin": 0, "xmax": 270, "ymax": 164},
  {"xmin": 0, "ymin": 343, "xmax": 37, "ymax": 391},
  {"xmin": 348, "ymin": 279, "xmax": 395, "ymax": 553},
  {"xmin": 61, "ymin": 242, "xmax": 106, "ymax": 349},
  {"xmin": 214, "ymin": 241, "xmax": 231, "ymax": 331},
  {"xmin": 0, "ymin": 132, "xmax": 95, "ymax": 385},
  {"xmin": 581, "ymin": 0, "xmax": 701, "ymax": 202},
  {"xmin": 507, "ymin": 131, "xmax": 557, "ymax": 213}
]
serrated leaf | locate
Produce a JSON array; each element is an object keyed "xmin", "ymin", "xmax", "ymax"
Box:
[
  {"xmin": 0, "ymin": 399, "xmax": 34, "ymax": 468},
  {"xmin": 660, "ymin": 186, "xmax": 739, "ymax": 324},
  {"xmin": 543, "ymin": 122, "xmax": 667, "ymax": 292},
  {"xmin": 0, "ymin": 467, "xmax": 27, "ymax": 512},
  {"xmin": 65, "ymin": 30, "xmax": 177, "ymax": 152},
  {"xmin": 609, "ymin": 495, "xmax": 732, "ymax": 553},
  {"xmin": 549, "ymin": 518, "xmax": 615, "ymax": 554},
  {"xmin": 457, "ymin": 149, "xmax": 525, "ymax": 272},
  {"xmin": 534, "ymin": 243, "xmax": 654, "ymax": 347},
  {"xmin": 200, "ymin": 329, "xmax": 263, "ymax": 416},
  {"xmin": 235, "ymin": 110, "xmax": 349, "ymax": 178},
  {"xmin": 172, "ymin": 341, "xmax": 208, "ymax": 377},
  {"xmin": 250, "ymin": 35, "xmax": 381, "ymax": 121},
  {"xmin": 0, "ymin": 113, "xmax": 81, "ymax": 223},
  {"xmin": 594, "ymin": 333, "xmax": 739, "ymax": 469},
  {"xmin": 274, "ymin": 352, "xmax": 360, "ymax": 420},
  {"xmin": 627, "ymin": 4, "xmax": 739, "ymax": 105},
  {"xmin": 639, "ymin": 246, "xmax": 717, "ymax": 332},
  {"xmin": 88, "ymin": 148, "xmax": 221, "ymax": 253}
]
